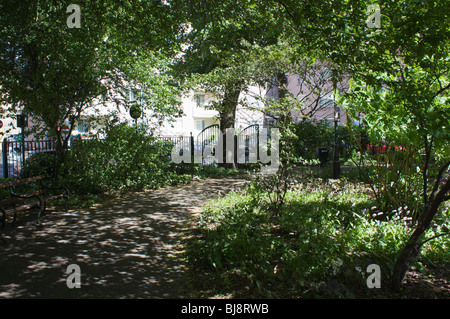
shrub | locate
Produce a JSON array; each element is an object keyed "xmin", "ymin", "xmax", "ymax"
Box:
[
  {"xmin": 187, "ymin": 177, "xmax": 448, "ymax": 298},
  {"xmin": 291, "ymin": 120, "xmax": 355, "ymax": 163},
  {"xmin": 292, "ymin": 120, "xmax": 332, "ymax": 160},
  {"xmin": 65, "ymin": 122, "xmax": 191, "ymax": 194},
  {"xmin": 19, "ymin": 152, "xmax": 58, "ymax": 180},
  {"xmin": 350, "ymin": 143, "xmax": 424, "ymax": 222},
  {"xmin": 0, "ymin": 177, "xmax": 10, "ymax": 199}
]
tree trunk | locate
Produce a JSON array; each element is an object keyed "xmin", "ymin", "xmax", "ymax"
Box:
[
  {"xmin": 219, "ymin": 82, "xmax": 242, "ymax": 168},
  {"xmin": 391, "ymin": 177, "xmax": 450, "ymax": 291},
  {"xmin": 53, "ymin": 131, "xmax": 64, "ymax": 183},
  {"xmin": 53, "ymin": 128, "xmax": 71, "ymax": 183},
  {"xmin": 219, "ymin": 84, "xmax": 242, "ymax": 130}
]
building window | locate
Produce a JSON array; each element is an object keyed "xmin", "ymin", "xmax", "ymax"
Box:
[
  {"xmin": 195, "ymin": 119, "xmax": 205, "ymax": 131},
  {"xmin": 319, "ymin": 68, "xmax": 332, "ymax": 82},
  {"xmin": 78, "ymin": 120, "xmax": 90, "ymax": 133},
  {"xmin": 125, "ymin": 88, "xmax": 144, "ymax": 104},
  {"xmin": 319, "ymin": 93, "xmax": 334, "ymax": 108},
  {"xmin": 194, "ymin": 94, "xmax": 205, "ymax": 108},
  {"xmin": 266, "ymin": 118, "xmax": 277, "ymax": 128},
  {"xmin": 323, "ymin": 118, "xmax": 335, "ymax": 126}
]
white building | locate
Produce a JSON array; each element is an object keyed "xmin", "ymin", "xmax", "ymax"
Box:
[
  {"xmin": 156, "ymin": 85, "xmax": 266, "ymax": 138},
  {"xmin": 158, "ymin": 90, "xmax": 219, "ymax": 137},
  {"xmin": 0, "ymin": 117, "xmax": 20, "ymax": 140},
  {"xmin": 70, "ymin": 84, "xmax": 267, "ymax": 139},
  {"xmin": 3, "ymin": 67, "xmax": 351, "ymax": 141}
]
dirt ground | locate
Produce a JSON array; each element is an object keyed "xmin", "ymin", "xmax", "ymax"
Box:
[
  {"xmin": 0, "ymin": 176, "xmax": 246, "ymax": 299},
  {"xmin": 1, "ymin": 174, "xmax": 448, "ymax": 299}
]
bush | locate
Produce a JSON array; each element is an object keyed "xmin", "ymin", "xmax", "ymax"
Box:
[
  {"xmin": 187, "ymin": 177, "xmax": 449, "ymax": 298},
  {"xmin": 20, "ymin": 152, "xmax": 58, "ymax": 180},
  {"xmin": 350, "ymin": 142, "xmax": 424, "ymax": 222},
  {"xmin": 0, "ymin": 177, "xmax": 10, "ymax": 199},
  {"xmin": 292, "ymin": 120, "xmax": 332, "ymax": 161},
  {"xmin": 65, "ymin": 122, "xmax": 191, "ymax": 194},
  {"xmin": 291, "ymin": 120, "xmax": 355, "ymax": 163}
]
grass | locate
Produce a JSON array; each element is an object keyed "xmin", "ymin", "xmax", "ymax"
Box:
[
  {"xmin": 185, "ymin": 174, "xmax": 450, "ymax": 298},
  {"xmin": 43, "ymin": 164, "xmax": 244, "ymax": 211}
]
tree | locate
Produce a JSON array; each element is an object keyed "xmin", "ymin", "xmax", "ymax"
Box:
[
  {"xmin": 0, "ymin": 0, "xmax": 182, "ymax": 179},
  {"xmin": 172, "ymin": 0, "xmax": 285, "ymax": 132},
  {"xmin": 271, "ymin": 0, "xmax": 450, "ymax": 290}
]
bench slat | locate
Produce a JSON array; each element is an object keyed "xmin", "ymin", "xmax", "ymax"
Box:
[
  {"xmin": 45, "ymin": 194, "xmax": 65, "ymax": 201},
  {"xmin": 1, "ymin": 176, "xmax": 69, "ymax": 234},
  {"xmin": 0, "ymin": 176, "xmax": 43, "ymax": 189},
  {"xmin": 0, "ymin": 190, "xmax": 45, "ymax": 206}
]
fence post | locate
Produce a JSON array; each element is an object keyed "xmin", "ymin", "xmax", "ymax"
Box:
[
  {"xmin": 234, "ymin": 134, "xmax": 238, "ymax": 166},
  {"xmin": 222, "ymin": 131, "xmax": 226, "ymax": 166},
  {"xmin": 2, "ymin": 138, "xmax": 8, "ymax": 178},
  {"xmin": 257, "ymin": 125, "xmax": 260, "ymax": 163},
  {"xmin": 190, "ymin": 132, "xmax": 194, "ymax": 164}
]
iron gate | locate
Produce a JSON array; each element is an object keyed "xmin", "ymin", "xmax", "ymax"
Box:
[
  {"xmin": 237, "ymin": 124, "xmax": 259, "ymax": 164},
  {"xmin": 197, "ymin": 124, "xmax": 221, "ymax": 165}
]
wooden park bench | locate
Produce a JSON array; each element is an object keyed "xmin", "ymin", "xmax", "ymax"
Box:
[{"xmin": 0, "ymin": 176, "xmax": 69, "ymax": 241}]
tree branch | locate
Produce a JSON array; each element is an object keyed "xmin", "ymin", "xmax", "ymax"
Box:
[
  {"xmin": 274, "ymin": 0, "xmax": 297, "ymax": 26},
  {"xmin": 430, "ymin": 160, "xmax": 450, "ymax": 203},
  {"xmin": 422, "ymin": 135, "xmax": 432, "ymax": 206},
  {"xmin": 419, "ymin": 232, "xmax": 450, "ymax": 248},
  {"xmin": 433, "ymin": 82, "xmax": 450, "ymax": 99}
]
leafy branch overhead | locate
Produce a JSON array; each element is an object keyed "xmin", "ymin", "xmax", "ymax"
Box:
[
  {"xmin": 0, "ymin": 0, "xmax": 449, "ymax": 294},
  {"xmin": 269, "ymin": 0, "xmax": 450, "ymax": 291},
  {"xmin": 0, "ymin": 0, "xmax": 183, "ymax": 178}
]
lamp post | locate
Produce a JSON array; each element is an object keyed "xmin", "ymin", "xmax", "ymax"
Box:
[
  {"xmin": 16, "ymin": 113, "xmax": 27, "ymax": 164},
  {"xmin": 332, "ymin": 70, "xmax": 341, "ymax": 179}
]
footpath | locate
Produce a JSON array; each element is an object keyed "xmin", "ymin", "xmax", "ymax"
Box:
[{"xmin": 0, "ymin": 176, "xmax": 246, "ymax": 298}]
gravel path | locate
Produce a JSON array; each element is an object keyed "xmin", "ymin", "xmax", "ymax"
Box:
[{"xmin": 0, "ymin": 176, "xmax": 247, "ymax": 299}]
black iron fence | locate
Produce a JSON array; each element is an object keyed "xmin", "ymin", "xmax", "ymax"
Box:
[
  {"xmin": 169, "ymin": 124, "xmax": 266, "ymax": 165},
  {"xmin": 237, "ymin": 124, "xmax": 260, "ymax": 164},
  {"xmin": 1, "ymin": 139, "xmax": 56, "ymax": 178},
  {"xmin": 0, "ymin": 126, "xmax": 264, "ymax": 178}
]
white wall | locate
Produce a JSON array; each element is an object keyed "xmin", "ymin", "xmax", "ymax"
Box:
[
  {"xmin": 0, "ymin": 84, "xmax": 268, "ymax": 140},
  {"xmin": 235, "ymin": 85, "xmax": 266, "ymax": 131},
  {"xmin": 160, "ymin": 86, "xmax": 267, "ymax": 137},
  {"xmin": 159, "ymin": 90, "xmax": 220, "ymax": 137},
  {"xmin": 0, "ymin": 117, "xmax": 20, "ymax": 140}
]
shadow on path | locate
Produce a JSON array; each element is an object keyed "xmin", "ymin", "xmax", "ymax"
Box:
[{"xmin": 0, "ymin": 176, "xmax": 247, "ymax": 299}]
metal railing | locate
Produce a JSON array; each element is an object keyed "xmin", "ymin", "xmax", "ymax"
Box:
[
  {"xmin": 0, "ymin": 127, "xmax": 264, "ymax": 178},
  {"xmin": 1, "ymin": 139, "xmax": 56, "ymax": 178},
  {"xmin": 237, "ymin": 124, "xmax": 260, "ymax": 164},
  {"xmin": 197, "ymin": 124, "xmax": 221, "ymax": 165}
]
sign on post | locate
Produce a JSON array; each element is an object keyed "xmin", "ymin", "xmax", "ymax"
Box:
[
  {"xmin": 17, "ymin": 115, "xmax": 27, "ymax": 128},
  {"xmin": 130, "ymin": 104, "xmax": 141, "ymax": 120}
]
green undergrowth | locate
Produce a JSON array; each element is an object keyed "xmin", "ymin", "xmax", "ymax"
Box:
[{"xmin": 185, "ymin": 177, "xmax": 450, "ymax": 298}]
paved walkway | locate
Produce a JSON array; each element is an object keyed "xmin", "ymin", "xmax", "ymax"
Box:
[{"xmin": 0, "ymin": 176, "xmax": 247, "ymax": 299}]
